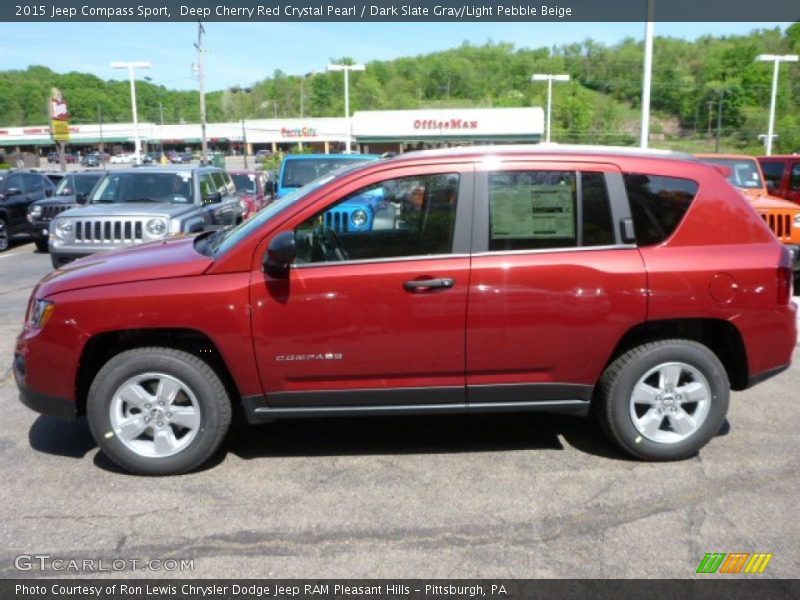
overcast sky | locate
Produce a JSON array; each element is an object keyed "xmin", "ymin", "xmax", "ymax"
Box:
[{"xmin": 0, "ymin": 21, "xmax": 790, "ymax": 92}]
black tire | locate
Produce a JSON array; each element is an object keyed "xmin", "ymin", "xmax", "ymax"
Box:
[
  {"xmin": 87, "ymin": 347, "xmax": 232, "ymax": 475},
  {"xmin": 34, "ymin": 238, "xmax": 48, "ymax": 253},
  {"xmin": 0, "ymin": 217, "xmax": 8, "ymax": 252},
  {"xmin": 597, "ymin": 339, "xmax": 729, "ymax": 461}
]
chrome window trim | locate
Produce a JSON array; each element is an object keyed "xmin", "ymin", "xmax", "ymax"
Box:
[{"xmin": 292, "ymin": 252, "xmax": 471, "ymax": 270}]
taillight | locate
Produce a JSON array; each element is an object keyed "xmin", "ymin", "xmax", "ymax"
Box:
[{"xmin": 777, "ymin": 267, "xmax": 792, "ymax": 304}]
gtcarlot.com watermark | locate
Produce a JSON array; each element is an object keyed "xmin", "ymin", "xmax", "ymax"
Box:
[{"xmin": 14, "ymin": 554, "xmax": 194, "ymax": 573}]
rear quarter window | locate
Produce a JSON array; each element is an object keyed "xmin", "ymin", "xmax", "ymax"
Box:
[{"xmin": 623, "ymin": 173, "xmax": 698, "ymax": 246}]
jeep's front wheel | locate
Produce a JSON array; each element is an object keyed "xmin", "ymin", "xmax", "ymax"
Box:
[
  {"xmin": 87, "ymin": 347, "xmax": 231, "ymax": 475},
  {"xmin": 598, "ymin": 340, "xmax": 729, "ymax": 461}
]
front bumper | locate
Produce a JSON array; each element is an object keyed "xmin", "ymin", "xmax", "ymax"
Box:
[
  {"xmin": 28, "ymin": 220, "xmax": 49, "ymax": 241},
  {"xmin": 14, "ymin": 352, "xmax": 77, "ymax": 419},
  {"xmin": 786, "ymin": 244, "xmax": 800, "ymax": 271}
]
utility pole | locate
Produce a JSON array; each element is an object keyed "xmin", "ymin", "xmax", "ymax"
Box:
[
  {"xmin": 98, "ymin": 105, "xmax": 105, "ymax": 169},
  {"xmin": 715, "ymin": 90, "xmax": 728, "ymax": 154},
  {"xmin": 158, "ymin": 102, "xmax": 165, "ymax": 157},
  {"xmin": 640, "ymin": 0, "xmax": 655, "ymax": 148},
  {"xmin": 195, "ymin": 22, "xmax": 208, "ymax": 164}
]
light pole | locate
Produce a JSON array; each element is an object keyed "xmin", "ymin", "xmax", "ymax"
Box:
[
  {"xmin": 531, "ymin": 73, "xmax": 570, "ymax": 144},
  {"xmin": 231, "ymin": 86, "xmax": 252, "ymax": 169},
  {"xmin": 757, "ymin": 53, "xmax": 798, "ymax": 156},
  {"xmin": 327, "ymin": 63, "xmax": 365, "ymax": 153},
  {"xmin": 111, "ymin": 61, "xmax": 151, "ymax": 165},
  {"xmin": 640, "ymin": 0, "xmax": 655, "ymax": 148}
]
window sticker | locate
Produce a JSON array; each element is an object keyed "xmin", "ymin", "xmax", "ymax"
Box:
[{"xmin": 491, "ymin": 185, "xmax": 575, "ymax": 239}]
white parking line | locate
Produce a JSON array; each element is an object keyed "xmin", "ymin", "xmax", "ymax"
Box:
[{"xmin": 0, "ymin": 249, "xmax": 32, "ymax": 260}]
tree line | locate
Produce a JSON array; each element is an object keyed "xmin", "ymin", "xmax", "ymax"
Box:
[{"xmin": 1, "ymin": 23, "xmax": 798, "ymax": 151}]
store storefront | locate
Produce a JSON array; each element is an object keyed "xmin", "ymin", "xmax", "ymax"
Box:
[
  {"xmin": 352, "ymin": 107, "xmax": 545, "ymax": 154},
  {"xmin": 0, "ymin": 107, "xmax": 544, "ymax": 158}
]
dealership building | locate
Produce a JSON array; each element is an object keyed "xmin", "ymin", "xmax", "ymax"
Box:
[{"xmin": 0, "ymin": 107, "xmax": 544, "ymax": 156}]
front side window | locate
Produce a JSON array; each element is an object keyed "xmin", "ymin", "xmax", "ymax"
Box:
[
  {"xmin": 488, "ymin": 170, "xmax": 615, "ymax": 251},
  {"xmin": 295, "ymin": 173, "xmax": 460, "ymax": 264},
  {"xmin": 199, "ymin": 174, "xmax": 216, "ymax": 202},
  {"xmin": 623, "ymin": 173, "xmax": 698, "ymax": 246}
]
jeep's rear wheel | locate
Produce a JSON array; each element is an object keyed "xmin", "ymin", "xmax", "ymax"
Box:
[
  {"xmin": 598, "ymin": 340, "xmax": 729, "ymax": 461},
  {"xmin": 87, "ymin": 347, "xmax": 231, "ymax": 475}
]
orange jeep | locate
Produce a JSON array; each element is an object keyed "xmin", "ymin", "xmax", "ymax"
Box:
[{"xmin": 696, "ymin": 155, "xmax": 800, "ymax": 268}]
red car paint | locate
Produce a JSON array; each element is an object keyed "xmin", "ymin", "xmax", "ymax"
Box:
[
  {"xmin": 229, "ymin": 170, "xmax": 269, "ymax": 219},
  {"xmin": 15, "ymin": 147, "xmax": 796, "ymax": 429}
]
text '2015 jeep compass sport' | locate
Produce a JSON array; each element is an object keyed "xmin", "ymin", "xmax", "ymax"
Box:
[{"xmin": 15, "ymin": 146, "xmax": 796, "ymax": 475}]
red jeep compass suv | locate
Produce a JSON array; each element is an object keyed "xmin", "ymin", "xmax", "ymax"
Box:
[{"xmin": 14, "ymin": 146, "xmax": 796, "ymax": 475}]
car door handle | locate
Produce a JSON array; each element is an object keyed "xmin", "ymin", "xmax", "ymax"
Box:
[{"xmin": 403, "ymin": 278, "xmax": 455, "ymax": 292}]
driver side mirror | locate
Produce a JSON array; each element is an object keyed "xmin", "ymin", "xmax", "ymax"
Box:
[
  {"xmin": 263, "ymin": 231, "xmax": 296, "ymax": 277},
  {"xmin": 766, "ymin": 180, "xmax": 777, "ymax": 193},
  {"xmin": 76, "ymin": 192, "xmax": 88, "ymax": 204},
  {"xmin": 204, "ymin": 191, "xmax": 222, "ymax": 204},
  {"xmin": 265, "ymin": 180, "xmax": 275, "ymax": 195}
]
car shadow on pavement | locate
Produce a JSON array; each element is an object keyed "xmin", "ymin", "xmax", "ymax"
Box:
[
  {"xmin": 28, "ymin": 415, "xmax": 96, "ymax": 458},
  {"xmin": 226, "ymin": 412, "xmax": 633, "ymax": 462},
  {"xmin": 27, "ymin": 411, "xmax": 639, "ymax": 475}
]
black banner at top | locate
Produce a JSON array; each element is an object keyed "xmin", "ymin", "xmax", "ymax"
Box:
[{"xmin": 3, "ymin": 0, "xmax": 800, "ymax": 22}]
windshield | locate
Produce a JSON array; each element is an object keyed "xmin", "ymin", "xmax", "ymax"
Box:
[
  {"xmin": 90, "ymin": 172, "xmax": 194, "ymax": 204},
  {"xmin": 206, "ymin": 173, "xmax": 338, "ymax": 257},
  {"xmin": 231, "ymin": 173, "xmax": 257, "ymax": 194},
  {"xmin": 701, "ymin": 157, "xmax": 764, "ymax": 190},
  {"xmin": 55, "ymin": 173, "xmax": 102, "ymax": 197},
  {"xmin": 281, "ymin": 156, "xmax": 374, "ymax": 189}
]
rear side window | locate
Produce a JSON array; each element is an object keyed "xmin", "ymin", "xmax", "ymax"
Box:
[
  {"xmin": 791, "ymin": 164, "xmax": 800, "ymax": 192},
  {"xmin": 760, "ymin": 161, "xmax": 784, "ymax": 189},
  {"xmin": 487, "ymin": 170, "xmax": 615, "ymax": 251},
  {"xmin": 623, "ymin": 174, "xmax": 698, "ymax": 246}
]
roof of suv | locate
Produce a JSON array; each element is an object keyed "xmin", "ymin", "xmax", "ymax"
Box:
[
  {"xmin": 392, "ymin": 144, "xmax": 695, "ymax": 162},
  {"xmin": 108, "ymin": 166, "xmax": 224, "ymax": 175}
]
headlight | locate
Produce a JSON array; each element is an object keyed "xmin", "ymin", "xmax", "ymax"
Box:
[
  {"xmin": 26, "ymin": 299, "xmax": 54, "ymax": 329},
  {"xmin": 794, "ymin": 214, "xmax": 800, "ymax": 228},
  {"xmin": 53, "ymin": 219, "xmax": 72, "ymax": 239},
  {"xmin": 351, "ymin": 209, "xmax": 368, "ymax": 228},
  {"xmin": 29, "ymin": 205, "xmax": 42, "ymax": 218},
  {"xmin": 145, "ymin": 218, "xmax": 167, "ymax": 237}
]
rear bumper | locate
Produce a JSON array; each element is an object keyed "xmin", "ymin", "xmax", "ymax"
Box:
[{"xmin": 14, "ymin": 352, "xmax": 77, "ymax": 419}]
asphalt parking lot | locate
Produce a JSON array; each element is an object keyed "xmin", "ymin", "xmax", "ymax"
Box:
[{"xmin": 0, "ymin": 241, "xmax": 798, "ymax": 579}]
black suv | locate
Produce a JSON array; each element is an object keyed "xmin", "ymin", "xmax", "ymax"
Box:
[
  {"xmin": 27, "ymin": 171, "xmax": 104, "ymax": 252},
  {"xmin": 0, "ymin": 170, "xmax": 54, "ymax": 252}
]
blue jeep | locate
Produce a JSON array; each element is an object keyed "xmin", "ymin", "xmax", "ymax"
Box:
[{"xmin": 276, "ymin": 154, "xmax": 379, "ymax": 199}]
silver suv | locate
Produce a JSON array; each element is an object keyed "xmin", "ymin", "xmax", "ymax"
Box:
[{"xmin": 49, "ymin": 167, "xmax": 244, "ymax": 268}]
